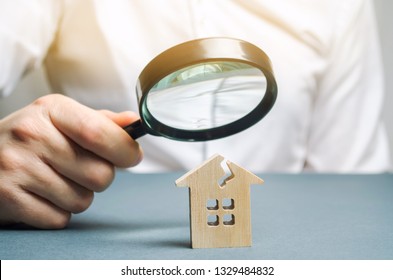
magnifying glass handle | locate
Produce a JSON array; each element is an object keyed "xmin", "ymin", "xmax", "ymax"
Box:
[{"xmin": 123, "ymin": 120, "xmax": 147, "ymax": 139}]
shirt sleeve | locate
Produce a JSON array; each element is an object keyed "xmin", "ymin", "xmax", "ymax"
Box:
[
  {"xmin": 0, "ymin": 0, "xmax": 61, "ymax": 97},
  {"xmin": 305, "ymin": 0, "xmax": 391, "ymax": 172}
]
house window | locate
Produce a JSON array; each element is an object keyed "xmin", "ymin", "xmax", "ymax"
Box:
[
  {"xmin": 207, "ymin": 215, "xmax": 219, "ymax": 226},
  {"xmin": 223, "ymin": 214, "xmax": 235, "ymax": 226},
  {"xmin": 206, "ymin": 199, "xmax": 219, "ymax": 210},
  {"xmin": 222, "ymin": 198, "xmax": 234, "ymax": 210},
  {"xmin": 206, "ymin": 198, "xmax": 236, "ymax": 226}
]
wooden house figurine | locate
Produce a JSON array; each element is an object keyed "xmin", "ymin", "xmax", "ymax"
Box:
[{"xmin": 176, "ymin": 154, "xmax": 263, "ymax": 249}]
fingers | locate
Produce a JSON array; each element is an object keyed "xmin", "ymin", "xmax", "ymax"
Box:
[
  {"xmin": 0, "ymin": 94, "xmax": 144, "ymax": 229},
  {"xmin": 0, "ymin": 176, "xmax": 71, "ymax": 229},
  {"xmin": 1, "ymin": 146, "xmax": 95, "ymax": 214},
  {"xmin": 41, "ymin": 130, "xmax": 116, "ymax": 193},
  {"xmin": 13, "ymin": 190, "xmax": 72, "ymax": 229},
  {"xmin": 5, "ymin": 99, "xmax": 118, "ymax": 193},
  {"xmin": 20, "ymin": 158, "xmax": 95, "ymax": 214},
  {"xmin": 99, "ymin": 110, "xmax": 140, "ymax": 127},
  {"xmin": 0, "ymin": 144, "xmax": 93, "ymax": 229},
  {"xmin": 36, "ymin": 94, "xmax": 143, "ymax": 168}
]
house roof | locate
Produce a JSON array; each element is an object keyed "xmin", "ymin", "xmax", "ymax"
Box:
[{"xmin": 176, "ymin": 154, "xmax": 263, "ymax": 188}]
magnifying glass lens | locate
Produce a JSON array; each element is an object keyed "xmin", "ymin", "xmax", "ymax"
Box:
[
  {"xmin": 146, "ymin": 61, "xmax": 267, "ymax": 130},
  {"xmin": 124, "ymin": 38, "xmax": 277, "ymax": 141}
]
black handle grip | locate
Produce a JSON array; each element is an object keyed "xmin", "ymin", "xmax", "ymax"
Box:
[{"xmin": 123, "ymin": 120, "xmax": 147, "ymax": 139}]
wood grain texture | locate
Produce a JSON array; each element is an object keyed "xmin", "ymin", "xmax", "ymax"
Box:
[{"xmin": 176, "ymin": 154, "xmax": 263, "ymax": 249}]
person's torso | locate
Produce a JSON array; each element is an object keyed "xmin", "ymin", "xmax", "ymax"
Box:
[{"xmin": 44, "ymin": 0, "xmax": 336, "ymax": 172}]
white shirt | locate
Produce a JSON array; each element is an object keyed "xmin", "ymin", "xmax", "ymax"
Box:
[{"xmin": 0, "ymin": 0, "xmax": 391, "ymax": 172}]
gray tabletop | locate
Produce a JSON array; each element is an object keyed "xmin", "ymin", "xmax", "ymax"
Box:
[{"xmin": 1, "ymin": 172, "xmax": 392, "ymax": 260}]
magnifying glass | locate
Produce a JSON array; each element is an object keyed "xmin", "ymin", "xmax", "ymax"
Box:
[{"xmin": 123, "ymin": 37, "xmax": 277, "ymax": 141}]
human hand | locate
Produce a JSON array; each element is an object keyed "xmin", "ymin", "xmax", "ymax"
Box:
[{"xmin": 0, "ymin": 94, "xmax": 143, "ymax": 228}]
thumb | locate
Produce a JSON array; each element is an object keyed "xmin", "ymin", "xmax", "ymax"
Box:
[{"xmin": 99, "ymin": 110, "xmax": 140, "ymax": 127}]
